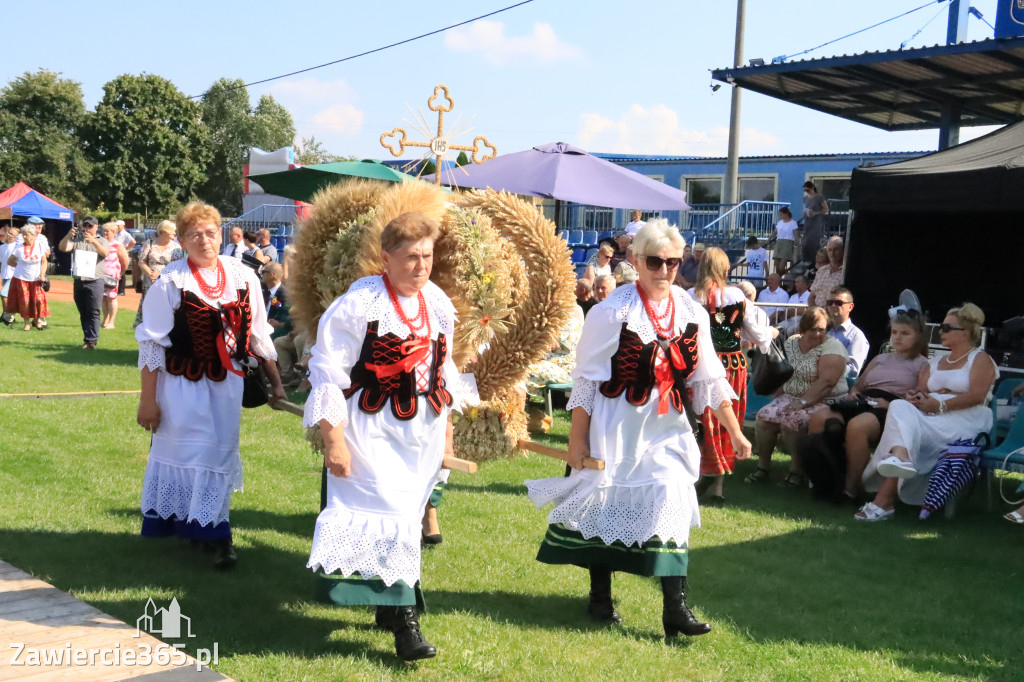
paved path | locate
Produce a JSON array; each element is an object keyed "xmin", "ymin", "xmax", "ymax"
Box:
[{"xmin": 0, "ymin": 560, "xmax": 230, "ymax": 681}]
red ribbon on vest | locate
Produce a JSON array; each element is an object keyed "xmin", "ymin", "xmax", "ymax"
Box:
[
  {"xmin": 655, "ymin": 342, "xmax": 688, "ymax": 415},
  {"xmin": 216, "ymin": 301, "xmax": 246, "ymax": 378},
  {"xmin": 366, "ymin": 337, "xmax": 431, "ymax": 379}
]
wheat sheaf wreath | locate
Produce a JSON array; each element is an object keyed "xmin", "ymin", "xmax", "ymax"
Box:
[{"xmin": 289, "ymin": 179, "xmax": 576, "ymax": 462}]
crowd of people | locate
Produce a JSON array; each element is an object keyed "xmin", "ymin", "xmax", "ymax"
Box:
[{"xmin": 7, "ymin": 203, "xmax": 1016, "ymax": 664}]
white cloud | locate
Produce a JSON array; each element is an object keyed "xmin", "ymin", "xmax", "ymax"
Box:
[
  {"xmin": 577, "ymin": 104, "xmax": 782, "ymax": 156},
  {"xmin": 266, "ymin": 78, "xmax": 364, "ymax": 138},
  {"xmin": 444, "ymin": 20, "xmax": 582, "ymax": 65}
]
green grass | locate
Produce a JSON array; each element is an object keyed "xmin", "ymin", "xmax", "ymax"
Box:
[{"xmin": 1, "ymin": 301, "xmax": 1023, "ymax": 681}]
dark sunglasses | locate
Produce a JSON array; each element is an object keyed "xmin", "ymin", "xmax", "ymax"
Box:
[
  {"xmin": 644, "ymin": 256, "xmax": 681, "ymax": 271},
  {"xmin": 939, "ymin": 323, "xmax": 966, "ymax": 333},
  {"xmin": 825, "ymin": 299, "xmax": 851, "ymax": 307}
]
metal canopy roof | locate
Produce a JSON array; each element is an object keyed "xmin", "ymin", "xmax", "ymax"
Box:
[{"xmin": 711, "ymin": 37, "xmax": 1024, "ymax": 132}]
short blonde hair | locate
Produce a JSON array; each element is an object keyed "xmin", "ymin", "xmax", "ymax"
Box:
[
  {"xmin": 157, "ymin": 219, "xmax": 176, "ymax": 235},
  {"xmin": 631, "ymin": 218, "xmax": 684, "ymax": 258},
  {"xmin": 102, "ymin": 221, "xmax": 119, "ymax": 236},
  {"xmin": 799, "ymin": 306, "xmax": 830, "ymax": 334},
  {"xmin": 599, "ymin": 243, "xmax": 614, "ymax": 257},
  {"xmin": 176, "ymin": 201, "xmax": 222, "ymax": 238},
  {"xmin": 736, "ymin": 280, "xmax": 757, "ymax": 301},
  {"xmin": 380, "ymin": 212, "xmax": 439, "ymax": 253},
  {"xmin": 948, "ymin": 302, "xmax": 985, "ymax": 344}
]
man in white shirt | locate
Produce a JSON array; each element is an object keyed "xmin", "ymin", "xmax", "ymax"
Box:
[
  {"xmin": 825, "ymin": 286, "xmax": 869, "ymax": 376},
  {"xmin": 222, "ymin": 227, "xmax": 244, "ymax": 258},
  {"xmin": 788, "ymin": 275, "xmax": 810, "ymax": 306},
  {"xmin": 624, "ymin": 209, "xmax": 645, "ymax": 236},
  {"xmin": 756, "ymin": 272, "xmax": 790, "ymax": 321},
  {"xmin": 594, "ymin": 274, "xmax": 616, "ymax": 302}
]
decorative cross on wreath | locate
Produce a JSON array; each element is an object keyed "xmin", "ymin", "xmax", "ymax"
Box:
[{"xmin": 380, "ymin": 84, "xmax": 497, "ymax": 186}]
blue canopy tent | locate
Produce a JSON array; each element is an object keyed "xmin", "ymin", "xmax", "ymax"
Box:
[{"xmin": 0, "ymin": 182, "xmax": 77, "ymax": 273}]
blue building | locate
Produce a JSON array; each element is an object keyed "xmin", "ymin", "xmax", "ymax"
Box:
[{"xmin": 550, "ymin": 150, "xmax": 923, "ymax": 232}]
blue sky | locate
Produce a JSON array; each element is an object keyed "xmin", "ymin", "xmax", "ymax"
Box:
[{"xmin": 2, "ymin": 0, "xmax": 1002, "ymax": 160}]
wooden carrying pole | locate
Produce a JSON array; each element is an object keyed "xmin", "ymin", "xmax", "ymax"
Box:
[
  {"xmin": 271, "ymin": 400, "xmax": 477, "ymax": 473},
  {"xmin": 517, "ymin": 439, "xmax": 605, "ymax": 470}
]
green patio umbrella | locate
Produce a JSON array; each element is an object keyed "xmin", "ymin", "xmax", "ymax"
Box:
[{"xmin": 246, "ymin": 159, "xmax": 416, "ymax": 202}]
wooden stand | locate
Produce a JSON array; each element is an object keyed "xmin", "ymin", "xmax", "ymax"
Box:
[{"xmin": 517, "ymin": 439, "xmax": 605, "ymax": 470}]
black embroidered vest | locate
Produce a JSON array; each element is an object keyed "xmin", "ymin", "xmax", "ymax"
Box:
[
  {"xmin": 599, "ymin": 323, "xmax": 700, "ymax": 414},
  {"xmin": 708, "ymin": 300, "xmax": 746, "ymax": 354},
  {"xmin": 344, "ymin": 321, "xmax": 453, "ymax": 421},
  {"xmin": 166, "ymin": 288, "xmax": 253, "ymax": 382}
]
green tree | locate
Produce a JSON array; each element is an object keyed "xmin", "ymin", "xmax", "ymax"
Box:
[
  {"xmin": 197, "ymin": 78, "xmax": 254, "ymax": 215},
  {"xmin": 293, "ymin": 135, "xmax": 353, "ymax": 165},
  {"xmin": 456, "ymin": 151, "xmax": 470, "ymax": 166},
  {"xmin": 197, "ymin": 81, "xmax": 296, "ymax": 214},
  {"xmin": 0, "ymin": 70, "xmax": 90, "ymax": 207},
  {"xmin": 84, "ymin": 73, "xmax": 210, "ymax": 215},
  {"xmin": 251, "ymin": 95, "xmax": 295, "ymax": 151}
]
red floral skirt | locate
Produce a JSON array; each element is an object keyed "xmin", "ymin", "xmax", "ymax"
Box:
[
  {"xmin": 4, "ymin": 278, "xmax": 49, "ymax": 319},
  {"xmin": 698, "ymin": 350, "xmax": 747, "ymax": 476}
]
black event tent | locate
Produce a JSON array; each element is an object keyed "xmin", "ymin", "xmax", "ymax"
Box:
[{"xmin": 847, "ymin": 121, "xmax": 1024, "ymax": 351}]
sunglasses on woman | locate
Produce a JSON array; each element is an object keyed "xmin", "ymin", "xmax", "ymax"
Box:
[
  {"xmin": 644, "ymin": 256, "xmax": 681, "ymax": 271},
  {"xmin": 939, "ymin": 323, "xmax": 966, "ymax": 333}
]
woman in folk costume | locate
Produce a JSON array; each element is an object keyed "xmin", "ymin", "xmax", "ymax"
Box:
[
  {"xmin": 527, "ymin": 220, "xmax": 751, "ymax": 640},
  {"xmin": 303, "ymin": 212, "xmax": 464, "ymax": 662},
  {"xmin": 135, "ymin": 202, "xmax": 285, "ymax": 569},
  {"xmin": 690, "ymin": 246, "xmax": 775, "ymax": 500}
]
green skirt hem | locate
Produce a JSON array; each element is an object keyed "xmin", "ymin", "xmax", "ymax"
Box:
[
  {"xmin": 317, "ymin": 573, "xmax": 425, "ymax": 609},
  {"xmin": 536, "ymin": 524, "xmax": 688, "ymax": 577}
]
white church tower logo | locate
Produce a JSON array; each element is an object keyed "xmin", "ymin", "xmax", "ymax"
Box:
[{"xmin": 135, "ymin": 597, "xmax": 196, "ymax": 639}]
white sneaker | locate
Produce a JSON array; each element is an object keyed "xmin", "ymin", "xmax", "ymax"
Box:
[{"xmin": 877, "ymin": 456, "xmax": 917, "ymax": 479}]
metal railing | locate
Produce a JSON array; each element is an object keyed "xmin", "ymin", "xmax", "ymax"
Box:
[{"xmin": 694, "ymin": 200, "xmax": 790, "ymax": 247}]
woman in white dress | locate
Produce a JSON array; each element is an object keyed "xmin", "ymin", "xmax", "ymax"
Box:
[
  {"xmin": 583, "ymin": 242, "xmax": 614, "ymax": 284},
  {"xmin": 527, "ymin": 221, "xmax": 750, "ymax": 639},
  {"xmin": 135, "ymin": 202, "xmax": 284, "ymax": 568},
  {"xmin": 856, "ymin": 303, "xmax": 997, "ymax": 521},
  {"xmin": 303, "ymin": 212, "xmax": 464, "ymax": 661}
]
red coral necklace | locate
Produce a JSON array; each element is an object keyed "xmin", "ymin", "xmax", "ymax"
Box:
[
  {"xmin": 188, "ymin": 258, "xmax": 226, "ymax": 299},
  {"xmin": 383, "ymin": 275, "xmax": 430, "ymax": 339},
  {"xmin": 636, "ymin": 283, "xmax": 675, "ymax": 338}
]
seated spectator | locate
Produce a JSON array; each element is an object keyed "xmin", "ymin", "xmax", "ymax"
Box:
[
  {"xmin": 808, "ymin": 237, "xmax": 844, "ymax": 306},
  {"xmin": 757, "ymin": 272, "xmax": 790, "ymax": 321},
  {"xmin": 261, "ymin": 263, "xmax": 290, "ymax": 338},
  {"xmin": 613, "ymin": 257, "xmax": 638, "ymax": 284},
  {"xmin": 677, "ymin": 242, "xmax": 704, "ymax": 289},
  {"xmin": 623, "ymin": 209, "xmax": 645, "ymax": 236},
  {"xmin": 593, "ymin": 274, "xmax": 616, "ymax": 302},
  {"xmin": 806, "ymin": 310, "xmax": 929, "ymax": 501},
  {"xmin": 748, "ymin": 307, "xmax": 848, "ymax": 487},
  {"xmin": 824, "ymin": 286, "xmax": 868, "ymax": 377},
  {"xmin": 789, "ymin": 275, "xmax": 810, "ymax": 306},
  {"xmin": 576, "ymin": 279, "xmax": 597, "ymax": 316},
  {"xmin": 242, "ymin": 231, "xmax": 267, "ymax": 264},
  {"xmin": 806, "ymin": 248, "xmax": 829, "ymax": 284},
  {"xmin": 257, "ymin": 228, "xmax": 278, "ymax": 263},
  {"xmin": 525, "ymin": 305, "xmax": 584, "ymax": 399},
  {"xmin": 735, "ymin": 280, "xmax": 772, "ymax": 340},
  {"xmin": 609, "ymin": 232, "xmax": 632, "ymax": 270},
  {"xmin": 582, "ymin": 243, "xmax": 614, "ymax": 284},
  {"xmin": 856, "ymin": 303, "xmax": 996, "ymax": 521}
]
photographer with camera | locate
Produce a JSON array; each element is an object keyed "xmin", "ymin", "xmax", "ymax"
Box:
[{"xmin": 58, "ymin": 216, "xmax": 110, "ymax": 350}]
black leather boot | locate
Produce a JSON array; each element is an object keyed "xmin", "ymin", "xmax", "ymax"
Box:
[
  {"xmin": 587, "ymin": 566, "xmax": 622, "ymax": 624},
  {"xmin": 388, "ymin": 606, "xmax": 437, "ymax": 661},
  {"xmin": 211, "ymin": 538, "xmax": 237, "ymax": 570},
  {"xmin": 374, "ymin": 605, "xmax": 394, "ymax": 631},
  {"xmin": 660, "ymin": 576, "xmax": 711, "ymax": 637}
]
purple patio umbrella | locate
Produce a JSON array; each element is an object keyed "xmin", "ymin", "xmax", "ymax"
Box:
[{"xmin": 424, "ymin": 142, "xmax": 689, "ymax": 211}]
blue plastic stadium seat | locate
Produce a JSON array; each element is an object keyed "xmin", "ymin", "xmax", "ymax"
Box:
[
  {"xmin": 575, "ymin": 265, "xmax": 588, "ymax": 279},
  {"xmin": 584, "ymin": 248, "xmax": 599, "ymax": 264},
  {"xmin": 557, "ymin": 230, "xmax": 569, "ymax": 242},
  {"xmin": 571, "ymin": 247, "xmax": 588, "ymax": 264},
  {"xmin": 581, "ymin": 230, "xmax": 599, "ymax": 247},
  {"xmin": 568, "ymin": 230, "xmax": 584, "ymax": 246},
  {"xmin": 598, "ymin": 230, "xmax": 614, "ymax": 242}
]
